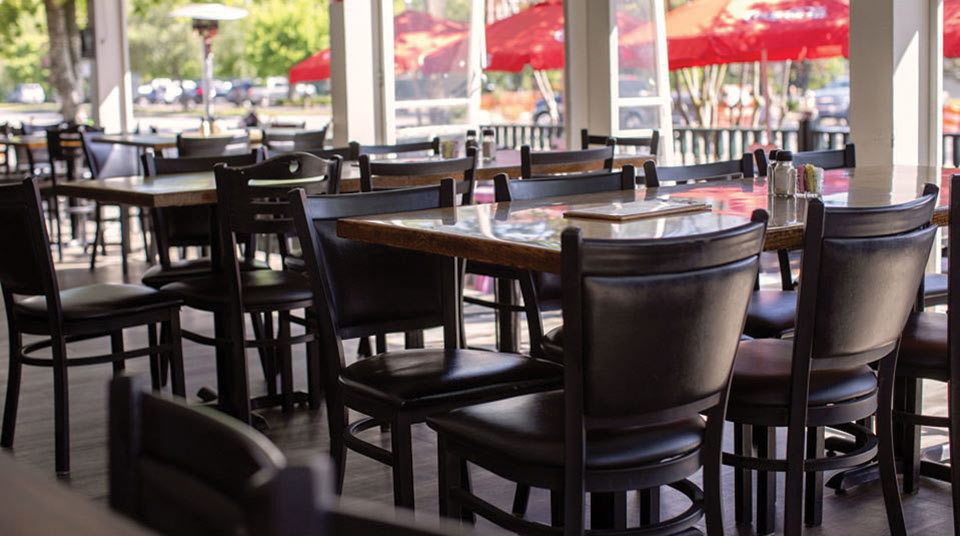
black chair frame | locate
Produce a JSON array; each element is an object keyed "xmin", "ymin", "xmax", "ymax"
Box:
[{"xmin": 521, "ymin": 144, "xmax": 615, "ymax": 179}]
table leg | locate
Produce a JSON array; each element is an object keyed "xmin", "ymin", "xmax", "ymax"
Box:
[
  {"xmin": 119, "ymin": 204, "xmax": 130, "ymax": 276},
  {"xmin": 495, "ymin": 278, "xmax": 519, "ymax": 353}
]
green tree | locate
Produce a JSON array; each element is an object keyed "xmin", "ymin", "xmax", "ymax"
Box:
[
  {"xmin": 128, "ymin": 0, "xmax": 201, "ymax": 82},
  {"xmin": 243, "ymin": 0, "xmax": 329, "ymax": 78},
  {"xmin": 0, "ymin": 0, "xmax": 49, "ymax": 97}
]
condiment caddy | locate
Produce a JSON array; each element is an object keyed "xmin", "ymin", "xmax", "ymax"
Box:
[{"xmin": 769, "ymin": 150, "xmax": 824, "ymax": 197}]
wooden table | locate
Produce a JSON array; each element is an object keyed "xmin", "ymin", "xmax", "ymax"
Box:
[
  {"xmin": 337, "ymin": 165, "xmax": 954, "ymax": 274},
  {"xmin": 90, "ymin": 133, "xmax": 177, "ymax": 151},
  {"xmin": 55, "ymin": 151, "xmax": 654, "ymax": 204},
  {"xmin": 0, "ymin": 134, "xmax": 82, "ymax": 150},
  {"xmin": 0, "ymin": 453, "xmax": 156, "ymax": 535}
]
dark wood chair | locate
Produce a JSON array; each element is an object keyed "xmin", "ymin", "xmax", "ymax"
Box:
[
  {"xmin": 140, "ymin": 150, "xmax": 268, "ymax": 290},
  {"xmin": 263, "ymin": 127, "xmax": 328, "ymax": 153},
  {"xmin": 359, "ymin": 147, "xmax": 478, "ymax": 202},
  {"xmin": 756, "ymin": 144, "xmax": 855, "ymax": 178},
  {"xmin": 642, "ymin": 154, "xmax": 754, "ymax": 187},
  {"xmin": 0, "ymin": 177, "xmax": 183, "ymax": 474},
  {"xmin": 724, "ymin": 187, "xmax": 938, "ymax": 536},
  {"xmin": 355, "ymin": 137, "xmax": 440, "ymax": 158},
  {"xmin": 79, "ymin": 129, "xmax": 152, "ymax": 275},
  {"xmin": 520, "ymin": 144, "xmax": 615, "ymax": 179},
  {"xmin": 266, "ymin": 119, "xmax": 307, "ymax": 129},
  {"xmin": 288, "ymin": 181, "xmax": 562, "ymax": 510},
  {"xmin": 109, "ymin": 373, "xmax": 498, "ymax": 536},
  {"xmin": 161, "ymin": 153, "xmax": 338, "ymax": 424},
  {"xmin": 890, "ymin": 173, "xmax": 960, "ymax": 534},
  {"xmin": 304, "ymin": 144, "xmax": 360, "ymax": 162},
  {"xmin": 428, "ymin": 211, "xmax": 768, "ymax": 535},
  {"xmin": 45, "ymin": 124, "xmax": 97, "ymax": 261},
  {"xmin": 581, "ymin": 128, "xmax": 659, "ymax": 155},
  {"xmin": 176, "ymin": 133, "xmax": 251, "ymax": 157}
]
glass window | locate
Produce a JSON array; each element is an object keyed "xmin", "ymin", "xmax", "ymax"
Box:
[
  {"xmin": 615, "ymin": 0, "xmax": 660, "ymax": 134},
  {"xmin": 393, "ymin": 0, "xmax": 473, "ymax": 141}
]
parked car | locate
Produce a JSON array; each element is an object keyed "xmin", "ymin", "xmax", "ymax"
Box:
[
  {"xmin": 8, "ymin": 84, "xmax": 45, "ymax": 104},
  {"xmin": 533, "ymin": 94, "xmax": 659, "ymax": 130},
  {"xmin": 248, "ymin": 77, "xmax": 290, "ymax": 106},
  {"xmin": 814, "ymin": 76, "xmax": 849, "ymax": 120}
]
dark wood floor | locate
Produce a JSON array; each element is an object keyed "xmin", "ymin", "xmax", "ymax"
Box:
[{"xmin": 2, "ymin": 241, "xmax": 956, "ymax": 535}]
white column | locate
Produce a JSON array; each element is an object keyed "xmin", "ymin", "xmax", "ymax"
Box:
[
  {"xmin": 465, "ymin": 0, "xmax": 484, "ymax": 128},
  {"xmin": 89, "ymin": 0, "xmax": 134, "ymax": 134},
  {"xmin": 564, "ymin": 0, "xmax": 612, "ymax": 150},
  {"xmin": 849, "ymin": 0, "xmax": 942, "ymax": 167},
  {"xmin": 330, "ymin": 0, "xmax": 380, "ymax": 145}
]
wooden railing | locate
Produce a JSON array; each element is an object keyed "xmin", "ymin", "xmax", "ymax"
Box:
[{"xmin": 481, "ymin": 124, "xmax": 564, "ymax": 151}]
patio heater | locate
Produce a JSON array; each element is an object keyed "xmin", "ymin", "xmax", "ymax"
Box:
[{"xmin": 170, "ymin": 3, "xmax": 248, "ymax": 134}]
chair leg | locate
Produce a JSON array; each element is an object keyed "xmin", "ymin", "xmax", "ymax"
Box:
[
  {"xmin": 305, "ymin": 333, "xmax": 322, "ymax": 410},
  {"xmin": 948, "ymin": 374, "xmax": 960, "ymax": 535},
  {"xmin": 357, "ymin": 337, "xmax": 372, "ymax": 358},
  {"xmin": 89, "ymin": 204, "xmax": 102, "ymax": 271},
  {"xmin": 278, "ymin": 311, "xmax": 294, "ymax": 412},
  {"xmin": 390, "ymin": 415, "xmax": 416, "ymax": 509},
  {"xmin": 1, "ymin": 329, "xmax": 23, "ymax": 448},
  {"xmin": 375, "ymin": 333, "xmax": 387, "ymax": 354},
  {"xmin": 777, "ymin": 249, "xmax": 795, "ymax": 290},
  {"xmin": 52, "ymin": 336, "xmax": 70, "ymax": 474},
  {"xmin": 703, "ymin": 423, "xmax": 725, "ymax": 536},
  {"xmin": 437, "ymin": 436, "xmax": 462, "ymax": 519},
  {"xmin": 639, "ymin": 488, "xmax": 660, "ymax": 525},
  {"xmin": 900, "ymin": 377, "xmax": 922, "ymax": 494},
  {"xmin": 147, "ymin": 323, "xmax": 161, "ymax": 390},
  {"xmin": 592, "ymin": 492, "xmax": 626, "ymax": 530},
  {"xmin": 110, "ymin": 331, "xmax": 125, "ymax": 376},
  {"xmin": 324, "ymin": 389, "xmax": 348, "ymax": 494},
  {"xmin": 512, "ymin": 484, "xmax": 531, "ymax": 516},
  {"xmin": 404, "ymin": 330, "xmax": 424, "ymax": 349},
  {"xmin": 734, "ymin": 423, "xmax": 754, "ymax": 524},
  {"xmin": 784, "ymin": 422, "xmax": 807, "ymax": 536},
  {"xmin": 250, "ymin": 312, "xmax": 277, "ymax": 395},
  {"xmin": 877, "ymin": 355, "xmax": 907, "ymax": 536},
  {"xmin": 52, "ymin": 195, "xmax": 63, "ymax": 262},
  {"xmin": 804, "ymin": 426, "xmax": 824, "ymax": 527},
  {"xmin": 756, "ymin": 426, "xmax": 777, "ymax": 535},
  {"xmin": 167, "ymin": 312, "xmax": 186, "ymax": 397}
]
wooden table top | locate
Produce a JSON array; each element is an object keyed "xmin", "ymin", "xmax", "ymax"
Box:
[
  {"xmin": 337, "ymin": 165, "xmax": 954, "ymax": 274},
  {"xmin": 90, "ymin": 134, "xmax": 178, "ymax": 150},
  {"xmin": 55, "ymin": 151, "xmax": 654, "ymax": 206},
  {"xmin": 0, "ymin": 135, "xmax": 82, "ymax": 150},
  {"xmin": 0, "ymin": 453, "xmax": 155, "ymax": 535}
]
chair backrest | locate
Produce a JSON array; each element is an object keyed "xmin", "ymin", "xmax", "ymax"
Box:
[
  {"xmin": 580, "ymin": 128, "xmax": 659, "ymax": 156},
  {"xmin": 289, "ymin": 182, "xmax": 455, "ymax": 354},
  {"xmin": 302, "ymin": 144, "xmax": 360, "ymax": 162},
  {"xmin": 80, "ymin": 130, "xmax": 141, "ymax": 179},
  {"xmin": 561, "ymin": 211, "xmax": 766, "ymax": 423},
  {"xmin": 143, "ymin": 150, "xmax": 264, "ymax": 262},
  {"xmin": 359, "ymin": 147, "xmax": 478, "ymax": 204},
  {"xmin": 793, "ymin": 185, "xmax": 938, "ymax": 372},
  {"xmin": 267, "ymin": 119, "xmax": 306, "ymax": 129},
  {"xmin": 494, "ymin": 166, "xmax": 636, "ymax": 202},
  {"xmin": 109, "ymin": 374, "xmax": 324, "ymax": 536},
  {"xmin": 45, "ymin": 124, "xmax": 89, "ymax": 162},
  {"xmin": 177, "ymin": 133, "xmax": 251, "ymax": 158},
  {"xmin": 950, "ymin": 176, "xmax": 960, "ymax": 382},
  {"xmin": 789, "ymin": 143, "xmax": 856, "ymax": 170},
  {"xmin": 0, "ymin": 178, "xmax": 61, "ymax": 311},
  {"xmin": 521, "ymin": 144, "xmax": 615, "ymax": 179},
  {"xmin": 643, "ymin": 154, "xmax": 754, "ymax": 187},
  {"xmin": 355, "ymin": 137, "xmax": 440, "ymax": 157},
  {"xmin": 264, "ymin": 127, "xmax": 328, "ymax": 153}
]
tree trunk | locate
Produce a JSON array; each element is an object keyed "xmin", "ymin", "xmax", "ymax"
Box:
[{"xmin": 44, "ymin": 0, "xmax": 81, "ymax": 123}]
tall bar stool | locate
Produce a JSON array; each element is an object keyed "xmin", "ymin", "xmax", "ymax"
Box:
[
  {"xmin": 724, "ymin": 187, "xmax": 939, "ymax": 536},
  {"xmin": 0, "ymin": 177, "xmax": 183, "ymax": 474}
]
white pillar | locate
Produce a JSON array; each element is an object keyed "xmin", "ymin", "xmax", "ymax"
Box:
[
  {"xmin": 89, "ymin": 0, "xmax": 134, "ymax": 133},
  {"xmin": 849, "ymin": 0, "xmax": 942, "ymax": 167},
  {"xmin": 465, "ymin": 0, "xmax": 484, "ymax": 128},
  {"xmin": 330, "ymin": 0, "xmax": 380, "ymax": 145}
]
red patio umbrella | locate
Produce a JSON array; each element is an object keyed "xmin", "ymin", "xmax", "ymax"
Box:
[
  {"xmin": 658, "ymin": 0, "xmax": 849, "ymax": 70},
  {"xmin": 288, "ymin": 10, "xmax": 466, "ymax": 84}
]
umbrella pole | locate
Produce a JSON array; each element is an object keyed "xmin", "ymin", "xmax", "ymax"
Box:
[{"xmin": 761, "ymin": 49, "xmax": 772, "ymax": 143}]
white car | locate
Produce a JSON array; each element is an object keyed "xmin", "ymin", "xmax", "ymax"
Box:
[{"xmin": 8, "ymin": 84, "xmax": 45, "ymax": 104}]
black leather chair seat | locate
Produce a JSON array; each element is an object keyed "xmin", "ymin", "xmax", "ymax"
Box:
[
  {"xmin": 899, "ymin": 312, "xmax": 947, "ymax": 372},
  {"xmin": 16, "ymin": 283, "xmax": 179, "ymax": 321},
  {"xmin": 730, "ymin": 339, "xmax": 877, "ymax": 407},
  {"xmin": 141, "ymin": 258, "xmax": 269, "ymax": 289},
  {"xmin": 923, "ymin": 273, "xmax": 948, "ymax": 305},
  {"xmin": 427, "ymin": 390, "xmax": 704, "ymax": 469},
  {"xmin": 161, "ymin": 270, "xmax": 312, "ymax": 310},
  {"xmin": 743, "ymin": 290, "xmax": 797, "ymax": 338},
  {"xmin": 341, "ymin": 349, "xmax": 562, "ymax": 409}
]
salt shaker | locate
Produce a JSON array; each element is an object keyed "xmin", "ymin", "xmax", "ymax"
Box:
[
  {"xmin": 481, "ymin": 128, "xmax": 496, "ymax": 162},
  {"xmin": 771, "ymin": 151, "xmax": 797, "ymax": 197}
]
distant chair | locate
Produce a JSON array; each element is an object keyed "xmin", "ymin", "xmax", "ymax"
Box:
[
  {"xmin": 581, "ymin": 128, "xmax": 659, "ymax": 156},
  {"xmin": 109, "ymin": 374, "xmax": 495, "ymax": 536},
  {"xmin": 520, "ymin": 144, "xmax": 615, "ymax": 179},
  {"xmin": 643, "ymin": 154, "xmax": 754, "ymax": 187},
  {"xmin": 263, "ymin": 126, "xmax": 328, "ymax": 153},
  {"xmin": 176, "ymin": 132, "xmax": 250, "ymax": 157},
  {"xmin": 355, "ymin": 137, "xmax": 440, "ymax": 158},
  {"xmin": 359, "ymin": 147, "xmax": 478, "ymax": 202},
  {"xmin": 756, "ymin": 144, "xmax": 856, "ymax": 176},
  {"xmin": 266, "ymin": 119, "xmax": 306, "ymax": 129},
  {"xmin": 303, "ymin": 143, "xmax": 360, "ymax": 162},
  {"xmin": 79, "ymin": 129, "xmax": 150, "ymax": 275}
]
